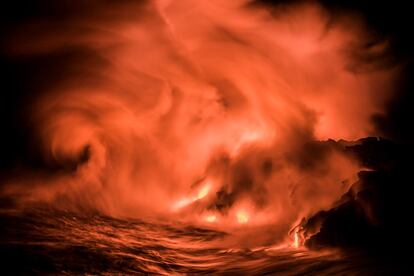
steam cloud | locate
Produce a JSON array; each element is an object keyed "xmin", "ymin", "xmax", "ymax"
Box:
[{"xmin": 0, "ymin": 0, "xmax": 397, "ymax": 244}]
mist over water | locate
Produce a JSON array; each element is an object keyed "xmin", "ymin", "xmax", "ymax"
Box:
[{"xmin": 0, "ymin": 208, "xmax": 388, "ymax": 275}]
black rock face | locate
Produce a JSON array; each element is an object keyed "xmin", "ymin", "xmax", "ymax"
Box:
[{"xmin": 302, "ymin": 137, "xmax": 413, "ymax": 258}]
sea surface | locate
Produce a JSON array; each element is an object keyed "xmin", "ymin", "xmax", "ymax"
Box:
[{"xmin": 0, "ymin": 208, "xmax": 397, "ymax": 275}]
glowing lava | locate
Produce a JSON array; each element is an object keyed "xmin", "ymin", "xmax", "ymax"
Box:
[
  {"xmin": 236, "ymin": 211, "xmax": 249, "ymax": 224},
  {"xmin": 197, "ymin": 184, "xmax": 210, "ymax": 200},
  {"xmin": 293, "ymin": 230, "xmax": 300, "ymax": 248},
  {"xmin": 173, "ymin": 183, "xmax": 211, "ymax": 211},
  {"xmin": 205, "ymin": 215, "xmax": 217, "ymax": 223}
]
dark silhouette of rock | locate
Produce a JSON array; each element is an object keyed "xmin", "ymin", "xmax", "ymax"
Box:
[{"xmin": 302, "ymin": 137, "xmax": 413, "ymax": 256}]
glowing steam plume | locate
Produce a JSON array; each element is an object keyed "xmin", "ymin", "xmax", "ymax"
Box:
[{"xmin": 1, "ymin": 0, "xmax": 397, "ymax": 245}]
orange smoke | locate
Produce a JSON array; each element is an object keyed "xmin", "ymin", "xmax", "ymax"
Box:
[{"xmin": 1, "ymin": 0, "xmax": 397, "ymax": 245}]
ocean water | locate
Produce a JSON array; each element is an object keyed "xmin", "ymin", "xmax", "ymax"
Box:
[{"xmin": 0, "ymin": 208, "xmax": 394, "ymax": 275}]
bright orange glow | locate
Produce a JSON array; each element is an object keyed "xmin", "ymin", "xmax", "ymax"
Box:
[
  {"xmin": 197, "ymin": 184, "xmax": 210, "ymax": 200},
  {"xmin": 236, "ymin": 211, "xmax": 249, "ymax": 224},
  {"xmin": 1, "ymin": 0, "xmax": 397, "ymax": 247},
  {"xmin": 205, "ymin": 215, "xmax": 216, "ymax": 222},
  {"xmin": 172, "ymin": 198, "xmax": 192, "ymax": 210},
  {"xmin": 293, "ymin": 230, "xmax": 300, "ymax": 248},
  {"xmin": 173, "ymin": 182, "xmax": 212, "ymax": 210}
]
